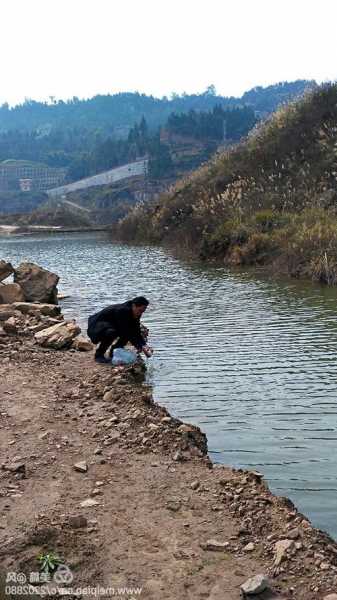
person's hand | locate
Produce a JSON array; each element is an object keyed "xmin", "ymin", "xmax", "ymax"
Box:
[
  {"xmin": 142, "ymin": 345, "xmax": 153, "ymax": 357},
  {"xmin": 141, "ymin": 325, "xmax": 149, "ymax": 341}
]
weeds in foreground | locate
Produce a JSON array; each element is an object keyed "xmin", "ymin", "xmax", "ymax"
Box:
[{"xmin": 37, "ymin": 553, "xmax": 63, "ymax": 574}]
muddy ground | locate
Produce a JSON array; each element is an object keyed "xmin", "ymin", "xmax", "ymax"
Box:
[{"xmin": 1, "ymin": 336, "xmax": 337, "ymax": 600}]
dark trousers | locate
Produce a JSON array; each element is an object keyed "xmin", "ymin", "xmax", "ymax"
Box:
[{"xmin": 87, "ymin": 320, "xmax": 127, "ymax": 358}]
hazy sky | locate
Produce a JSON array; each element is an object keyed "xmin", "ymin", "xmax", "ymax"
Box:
[{"xmin": 2, "ymin": 0, "xmax": 337, "ymax": 105}]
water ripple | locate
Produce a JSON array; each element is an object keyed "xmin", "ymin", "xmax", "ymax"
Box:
[{"xmin": 2, "ymin": 232, "xmax": 337, "ymax": 538}]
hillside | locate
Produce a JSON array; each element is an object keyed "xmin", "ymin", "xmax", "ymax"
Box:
[
  {"xmin": 0, "ymin": 81, "xmax": 316, "ymax": 200},
  {"xmin": 114, "ymin": 83, "xmax": 337, "ymax": 284},
  {"xmin": 0, "ymin": 106, "xmax": 257, "ymax": 186}
]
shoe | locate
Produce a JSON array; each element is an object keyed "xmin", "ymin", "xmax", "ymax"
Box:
[{"xmin": 95, "ymin": 355, "xmax": 110, "ymax": 364}]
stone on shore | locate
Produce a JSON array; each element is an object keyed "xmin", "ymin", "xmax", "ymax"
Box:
[
  {"xmin": 72, "ymin": 336, "xmax": 94, "ymax": 352},
  {"xmin": 3, "ymin": 317, "xmax": 18, "ymax": 335},
  {"xmin": 200, "ymin": 539, "xmax": 229, "ymax": 551},
  {"xmin": 13, "ymin": 302, "xmax": 61, "ymax": 317},
  {"xmin": 14, "ymin": 262, "xmax": 59, "ymax": 304},
  {"xmin": 29, "ymin": 317, "xmax": 62, "ymax": 333},
  {"xmin": 324, "ymin": 595, "xmax": 337, "ymax": 600},
  {"xmin": 0, "ymin": 283, "xmax": 25, "ymax": 304},
  {"xmin": 80, "ymin": 498, "xmax": 100, "ymax": 508},
  {"xmin": 240, "ymin": 574, "xmax": 270, "ymax": 595},
  {"xmin": 243, "ymin": 542, "xmax": 255, "ymax": 552},
  {"xmin": 74, "ymin": 461, "xmax": 88, "ymax": 473},
  {"xmin": 0, "ymin": 306, "xmax": 21, "ymax": 320},
  {"xmin": 0, "ymin": 260, "xmax": 14, "ymax": 282},
  {"xmin": 34, "ymin": 321, "xmax": 81, "ymax": 349},
  {"xmin": 274, "ymin": 539, "xmax": 294, "ymax": 566},
  {"xmin": 68, "ymin": 515, "xmax": 88, "ymax": 529}
]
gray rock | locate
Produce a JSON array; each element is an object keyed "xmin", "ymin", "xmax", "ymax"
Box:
[
  {"xmin": 0, "ymin": 305, "xmax": 21, "ymax": 320},
  {"xmin": 166, "ymin": 500, "xmax": 181, "ymax": 512},
  {"xmin": 29, "ymin": 318, "xmax": 61, "ymax": 333},
  {"xmin": 200, "ymin": 539, "xmax": 229, "ymax": 551},
  {"xmin": 14, "ymin": 262, "xmax": 59, "ymax": 304},
  {"xmin": 0, "ymin": 283, "xmax": 25, "ymax": 304},
  {"xmin": 323, "ymin": 595, "xmax": 337, "ymax": 600},
  {"xmin": 0, "ymin": 261, "xmax": 14, "ymax": 282},
  {"xmin": 243, "ymin": 542, "xmax": 255, "ymax": 552},
  {"xmin": 288, "ymin": 527, "xmax": 300, "ymax": 539},
  {"xmin": 274, "ymin": 538, "xmax": 294, "ymax": 568},
  {"xmin": 80, "ymin": 498, "xmax": 100, "ymax": 508},
  {"xmin": 13, "ymin": 302, "xmax": 61, "ymax": 317},
  {"xmin": 34, "ymin": 321, "xmax": 80, "ymax": 349},
  {"xmin": 240, "ymin": 574, "xmax": 270, "ymax": 596},
  {"xmin": 2, "ymin": 317, "xmax": 18, "ymax": 334},
  {"xmin": 190, "ymin": 480, "xmax": 200, "ymax": 490},
  {"xmin": 6, "ymin": 462, "xmax": 26, "ymax": 475},
  {"xmin": 72, "ymin": 336, "xmax": 93, "ymax": 352},
  {"xmin": 73, "ymin": 461, "xmax": 88, "ymax": 473},
  {"xmin": 68, "ymin": 515, "xmax": 88, "ymax": 529}
]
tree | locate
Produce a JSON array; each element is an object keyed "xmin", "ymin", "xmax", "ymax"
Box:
[{"xmin": 204, "ymin": 84, "xmax": 217, "ymax": 96}]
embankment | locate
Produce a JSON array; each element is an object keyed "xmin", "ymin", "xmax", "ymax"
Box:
[
  {"xmin": 1, "ymin": 302, "xmax": 337, "ymax": 599},
  {"xmin": 114, "ymin": 84, "xmax": 337, "ymax": 285}
]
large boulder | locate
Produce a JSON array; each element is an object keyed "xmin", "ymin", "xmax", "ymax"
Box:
[
  {"xmin": 34, "ymin": 320, "xmax": 80, "ymax": 349},
  {"xmin": 0, "ymin": 283, "xmax": 25, "ymax": 304},
  {"xmin": 14, "ymin": 262, "xmax": 59, "ymax": 304},
  {"xmin": 0, "ymin": 260, "xmax": 14, "ymax": 282}
]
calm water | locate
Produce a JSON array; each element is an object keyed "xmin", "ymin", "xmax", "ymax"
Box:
[{"xmin": 2, "ymin": 231, "xmax": 337, "ymax": 537}]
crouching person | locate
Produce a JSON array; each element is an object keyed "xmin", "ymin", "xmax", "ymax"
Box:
[{"xmin": 87, "ymin": 296, "xmax": 153, "ymax": 364}]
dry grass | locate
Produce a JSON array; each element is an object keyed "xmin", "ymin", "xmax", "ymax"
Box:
[{"xmin": 114, "ymin": 84, "xmax": 337, "ymax": 283}]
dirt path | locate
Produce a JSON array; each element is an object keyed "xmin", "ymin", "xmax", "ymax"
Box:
[{"xmin": 1, "ymin": 340, "xmax": 337, "ymax": 600}]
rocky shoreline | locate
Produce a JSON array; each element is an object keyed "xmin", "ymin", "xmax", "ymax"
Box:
[
  {"xmin": 1, "ymin": 268, "xmax": 337, "ymax": 598},
  {"xmin": 0, "ymin": 226, "xmax": 108, "ymax": 236}
]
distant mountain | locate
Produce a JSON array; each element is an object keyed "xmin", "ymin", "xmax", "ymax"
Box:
[{"xmin": 0, "ymin": 81, "xmax": 316, "ymax": 134}]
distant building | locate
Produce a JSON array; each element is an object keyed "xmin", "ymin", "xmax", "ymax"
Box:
[
  {"xmin": 19, "ymin": 178, "xmax": 33, "ymax": 192},
  {"xmin": 0, "ymin": 160, "xmax": 67, "ymax": 192}
]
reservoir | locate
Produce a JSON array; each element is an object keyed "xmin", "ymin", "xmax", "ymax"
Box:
[{"xmin": 2, "ymin": 231, "xmax": 337, "ymax": 538}]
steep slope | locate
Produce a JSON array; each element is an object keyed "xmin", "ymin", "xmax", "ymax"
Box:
[{"xmin": 114, "ymin": 84, "xmax": 337, "ymax": 284}]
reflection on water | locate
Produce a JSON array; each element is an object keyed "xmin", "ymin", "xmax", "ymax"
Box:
[{"xmin": 2, "ymin": 232, "xmax": 337, "ymax": 537}]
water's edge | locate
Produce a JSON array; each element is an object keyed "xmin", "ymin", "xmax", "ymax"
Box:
[{"xmin": 2, "ymin": 231, "xmax": 337, "ymax": 538}]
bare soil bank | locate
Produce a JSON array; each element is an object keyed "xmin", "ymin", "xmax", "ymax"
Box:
[{"xmin": 1, "ymin": 339, "xmax": 337, "ymax": 599}]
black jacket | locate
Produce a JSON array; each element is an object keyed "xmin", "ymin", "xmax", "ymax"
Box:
[{"xmin": 87, "ymin": 300, "xmax": 146, "ymax": 350}]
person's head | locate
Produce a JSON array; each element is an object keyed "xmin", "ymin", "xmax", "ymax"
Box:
[{"xmin": 131, "ymin": 296, "xmax": 149, "ymax": 318}]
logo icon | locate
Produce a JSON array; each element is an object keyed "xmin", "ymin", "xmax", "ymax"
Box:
[{"xmin": 53, "ymin": 565, "xmax": 73, "ymax": 585}]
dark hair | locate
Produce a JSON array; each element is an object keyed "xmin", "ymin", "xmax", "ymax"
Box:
[{"xmin": 132, "ymin": 296, "xmax": 149, "ymax": 307}]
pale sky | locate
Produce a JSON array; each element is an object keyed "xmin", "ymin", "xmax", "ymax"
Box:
[{"xmin": 1, "ymin": 0, "xmax": 337, "ymax": 106}]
